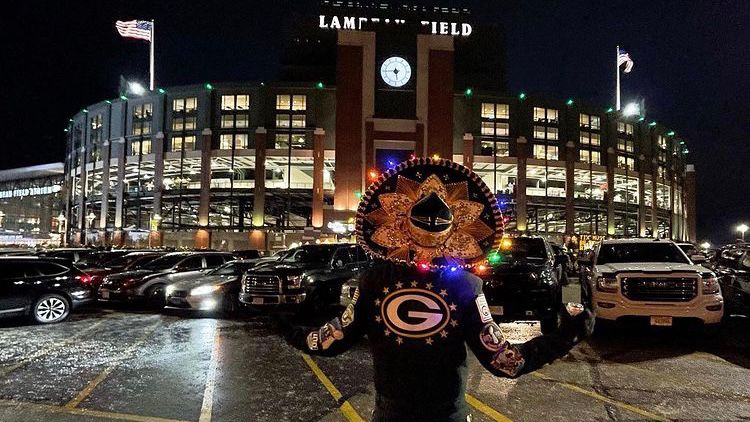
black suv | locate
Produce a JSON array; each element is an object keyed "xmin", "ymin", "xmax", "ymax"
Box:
[
  {"xmin": 0, "ymin": 257, "xmax": 95, "ymax": 324},
  {"xmin": 708, "ymin": 245, "xmax": 750, "ymax": 315},
  {"xmin": 477, "ymin": 236, "xmax": 564, "ymax": 334},
  {"xmin": 240, "ymin": 244, "xmax": 371, "ymax": 314}
]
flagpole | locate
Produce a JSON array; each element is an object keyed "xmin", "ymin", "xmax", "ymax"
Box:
[
  {"xmin": 616, "ymin": 45, "xmax": 621, "ymax": 111},
  {"xmin": 149, "ymin": 19, "xmax": 155, "ymax": 91}
]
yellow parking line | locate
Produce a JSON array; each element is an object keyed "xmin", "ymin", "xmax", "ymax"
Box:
[
  {"xmin": 465, "ymin": 393, "xmax": 514, "ymax": 422},
  {"xmin": 532, "ymin": 372, "xmax": 671, "ymax": 422},
  {"xmin": 198, "ymin": 324, "xmax": 221, "ymax": 422},
  {"xmin": 0, "ymin": 319, "xmax": 107, "ymax": 377},
  {"xmin": 301, "ymin": 353, "xmax": 365, "ymax": 422},
  {"xmin": 0, "ymin": 399, "xmax": 190, "ymax": 422},
  {"xmin": 65, "ymin": 322, "xmax": 160, "ymax": 409}
]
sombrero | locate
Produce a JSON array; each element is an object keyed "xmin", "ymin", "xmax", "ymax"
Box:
[{"xmin": 355, "ymin": 157, "xmax": 503, "ymax": 268}]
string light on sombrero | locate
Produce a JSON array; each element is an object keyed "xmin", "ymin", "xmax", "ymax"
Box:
[{"xmin": 356, "ymin": 157, "xmax": 504, "ymax": 270}]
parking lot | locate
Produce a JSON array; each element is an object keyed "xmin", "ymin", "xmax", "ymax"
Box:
[{"xmin": 0, "ymin": 283, "xmax": 749, "ymax": 422}]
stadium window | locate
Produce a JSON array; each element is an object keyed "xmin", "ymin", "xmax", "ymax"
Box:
[
  {"xmin": 276, "ymin": 95, "xmax": 291, "ymax": 110},
  {"xmin": 220, "ymin": 134, "xmax": 233, "ymax": 150}
]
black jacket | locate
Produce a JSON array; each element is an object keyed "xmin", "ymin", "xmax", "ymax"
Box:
[{"xmin": 291, "ymin": 261, "xmax": 591, "ymax": 421}]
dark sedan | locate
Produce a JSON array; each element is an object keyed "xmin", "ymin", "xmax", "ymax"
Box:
[
  {"xmin": 98, "ymin": 252, "xmax": 234, "ymax": 306},
  {"xmin": 477, "ymin": 236, "xmax": 563, "ymax": 334},
  {"xmin": 709, "ymin": 245, "xmax": 750, "ymax": 315},
  {"xmin": 165, "ymin": 260, "xmax": 259, "ymax": 313},
  {"xmin": 0, "ymin": 257, "xmax": 95, "ymax": 324},
  {"xmin": 85, "ymin": 251, "xmax": 166, "ymax": 288}
]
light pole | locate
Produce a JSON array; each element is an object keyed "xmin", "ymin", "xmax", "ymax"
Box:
[
  {"xmin": 737, "ymin": 224, "xmax": 748, "ymax": 242},
  {"xmin": 86, "ymin": 212, "xmax": 96, "ymax": 245},
  {"xmin": 56, "ymin": 213, "xmax": 67, "ymax": 247}
]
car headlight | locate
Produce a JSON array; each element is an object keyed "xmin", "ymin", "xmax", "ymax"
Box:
[
  {"xmin": 287, "ymin": 275, "xmax": 304, "ymax": 288},
  {"xmin": 702, "ymin": 276, "xmax": 720, "ymax": 295},
  {"xmin": 596, "ymin": 276, "xmax": 618, "ymax": 292},
  {"xmin": 191, "ymin": 285, "xmax": 222, "ymax": 296}
]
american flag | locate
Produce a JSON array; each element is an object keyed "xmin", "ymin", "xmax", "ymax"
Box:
[
  {"xmin": 617, "ymin": 48, "xmax": 634, "ymax": 73},
  {"xmin": 115, "ymin": 20, "xmax": 152, "ymax": 42}
]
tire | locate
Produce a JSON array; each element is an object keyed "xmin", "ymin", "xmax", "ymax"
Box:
[
  {"xmin": 145, "ymin": 284, "xmax": 167, "ymax": 308},
  {"xmin": 32, "ymin": 294, "xmax": 70, "ymax": 324}
]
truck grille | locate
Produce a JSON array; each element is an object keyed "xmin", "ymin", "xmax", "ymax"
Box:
[
  {"xmin": 621, "ymin": 277, "xmax": 698, "ymax": 302},
  {"xmin": 244, "ymin": 275, "xmax": 281, "ymax": 295}
]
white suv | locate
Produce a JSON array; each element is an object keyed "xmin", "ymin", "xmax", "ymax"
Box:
[{"xmin": 581, "ymin": 238, "xmax": 723, "ymax": 328}]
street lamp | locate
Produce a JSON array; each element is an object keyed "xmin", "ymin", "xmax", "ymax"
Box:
[
  {"xmin": 127, "ymin": 81, "xmax": 147, "ymax": 96},
  {"xmin": 737, "ymin": 224, "xmax": 749, "ymax": 242},
  {"xmin": 622, "ymin": 102, "xmax": 641, "ymax": 117},
  {"xmin": 700, "ymin": 241, "xmax": 711, "ymax": 250}
]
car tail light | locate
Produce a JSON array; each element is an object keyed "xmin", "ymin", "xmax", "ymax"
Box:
[{"xmin": 77, "ymin": 274, "xmax": 93, "ymax": 284}]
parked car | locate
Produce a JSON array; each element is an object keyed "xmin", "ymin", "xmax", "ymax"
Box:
[
  {"xmin": 476, "ymin": 236, "xmax": 564, "ymax": 334},
  {"xmin": 709, "ymin": 245, "xmax": 750, "ymax": 316},
  {"xmin": 232, "ymin": 250, "xmax": 263, "ymax": 260},
  {"xmin": 0, "ymin": 257, "xmax": 95, "ymax": 324},
  {"xmin": 165, "ymin": 260, "xmax": 259, "ymax": 313},
  {"xmin": 86, "ymin": 251, "xmax": 166, "ymax": 288},
  {"xmin": 37, "ymin": 248, "xmax": 95, "ymax": 265},
  {"xmin": 98, "ymin": 251, "xmax": 234, "ymax": 306},
  {"xmin": 580, "ymin": 238, "xmax": 723, "ymax": 331},
  {"xmin": 240, "ymin": 244, "xmax": 371, "ymax": 314}
]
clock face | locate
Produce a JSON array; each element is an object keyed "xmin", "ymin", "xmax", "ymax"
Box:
[{"xmin": 380, "ymin": 56, "xmax": 412, "ymax": 88}]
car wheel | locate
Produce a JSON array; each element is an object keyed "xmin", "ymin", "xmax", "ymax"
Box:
[
  {"xmin": 145, "ymin": 284, "xmax": 166, "ymax": 308},
  {"xmin": 32, "ymin": 294, "xmax": 70, "ymax": 324}
]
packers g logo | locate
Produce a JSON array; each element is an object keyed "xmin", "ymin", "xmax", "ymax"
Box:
[{"xmin": 381, "ymin": 289, "xmax": 450, "ymax": 338}]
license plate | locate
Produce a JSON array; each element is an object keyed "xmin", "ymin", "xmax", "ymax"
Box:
[
  {"xmin": 650, "ymin": 316, "xmax": 673, "ymax": 326},
  {"xmin": 100, "ymin": 290, "xmax": 110, "ymax": 299},
  {"xmin": 252, "ymin": 297, "xmax": 264, "ymax": 305},
  {"xmin": 489, "ymin": 305, "xmax": 504, "ymax": 316}
]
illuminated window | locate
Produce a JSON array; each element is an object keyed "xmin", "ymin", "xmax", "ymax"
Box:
[
  {"xmin": 533, "ymin": 107, "xmax": 546, "ymax": 122},
  {"xmin": 236, "ymin": 133, "xmax": 248, "ymax": 149},
  {"xmin": 276, "ymin": 114, "xmax": 290, "ymax": 128},
  {"xmin": 131, "ymin": 138, "xmax": 152, "ymax": 155},
  {"xmin": 276, "ymin": 95, "xmax": 291, "ymax": 110},
  {"xmin": 579, "ymin": 149, "xmax": 600, "ymax": 165},
  {"xmin": 617, "ymin": 139, "xmax": 634, "ymax": 153},
  {"xmin": 221, "ymin": 95, "xmax": 235, "ymax": 111},
  {"xmin": 617, "ymin": 155, "xmax": 635, "ymax": 171},
  {"xmin": 481, "ymin": 103, "xmax": 510, "ymax": 137},
  {"xmin": 534, "ymin": 125, "xmax": 557, "ymax": 140},
  {"xmin": 220, "ymin": 134, "xmax": 233, "ymax": 150},
  {"xmin": 132, "ymin": 104, "xmax": 153, "ymax": 136},
  {"xmin": 292, "ymin": 95, "xmax": 307, "ymax": 111},
  {"xmin": 590, "ymin": 115, "xmax": 600, "ymax": 130},
  {"xmin": 533, "ymin": 144, "xmax": 558, "ymax": 160},
  {"xmin": 173, "ymin": 97, "xmax": 197, "ymax": 112},
  {"xmin": 235, "ymin": 114, "xmax": 248, "ymax": 128},
  {"xmin": 275, "ymin": 134, "xmax": 290, "ymax": 149},
  {"xmin": 658, "ymin": 135, "xmax": 668, "ymax": 150},
  {"xmin": 221, "ymin": 115, "xmax": 234, "ymax": 129},
  {"xmin": 133, "ymin": 103, "xmax": 153, "ymax": 119},
  {"xmin": 481, "ymin": 103, "xmax": 509, "ymax": 119},
  {"xmin": 479, "ymin": 140, "xmax": 509, "ymax": 157},
  {"xmin": 547, "ymin": 127, "xmax": 558, "ymax": 140},
  {"xmin": 276, "ymin": 94, "xmax": 307, "ymax": 149},
  {"xmin": 291, "ymin": 114, "xmax": 306, "ymax": 128},
  {"xmin": 591, "ymin": 133, "xmax": 600, "ymax": 146},
  {"xmin": 617, "ymin": 122, "xmax": 633, "ymax": 135},
  {"xmin": 171, "ymin": 135, "xmax": 196, "ymax": 152},
  {"xmin": 579, "ymin": 113, "xmax": 600, "ymax": 130}
]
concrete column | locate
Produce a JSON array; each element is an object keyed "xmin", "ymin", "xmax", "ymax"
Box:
[
  {"xmin": 651, "ymin": 159, "xmax": 658, "ymax": 238},
  {"xmin": 77, "ymin": 146, "xmax": 87, "ymax": 237},
  {"xmin": 150, "ymin": 132, "xmax": 165, "ymax": 247},
  {"xmin": 564, "ymin": 141, "xmax": 575, "ymax": 235},
  {"xmin": 113, "ymin": 137, "xmax": 126, "ymax": 246},
  {"xmin": 196, "ymin": 128, "xmax": 212, "ymax": 249},
  {"xmin": 606, "ymin": 147, "xmax": 616, "ymax": 236},
  {"xmin": 252, "ymin": 127, "xmax": 267, "ymax": 227},
  {"xmin": 515, "ymin": 136, "xmax": 528, "ymax": 232},
  {"xmin": 670, "ymin": 175, "xmax": 677, "ymax": 240},
  {"xmin": 99, "ymin": 140, "xmax": 111, "ymax": 244},
  {"xmin": 685, "ymin": 164, "xmax": 696, "ymax": 242},
  {"xmin": 638, "ymin": 156, "xmax": 647, "ymax": 237},
  {"xmin": 462, "ymin": 133, "xmax": 474, "ymax": 170},
  {"xmin": 312, "ymin": 128, "xmax": 325, "ymax": 228}
]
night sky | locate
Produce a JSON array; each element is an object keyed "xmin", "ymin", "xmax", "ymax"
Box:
[{"xmin": 3, "ymin": 0, "xmax": 748, "ymax": 244}]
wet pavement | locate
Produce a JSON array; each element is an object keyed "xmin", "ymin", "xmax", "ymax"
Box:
[{"xmin": 0, "ymin": 284, "xmax": 749, "ymax": 422}]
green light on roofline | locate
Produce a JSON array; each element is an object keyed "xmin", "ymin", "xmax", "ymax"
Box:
[
  {"xmin": 464, "ymin": 87, "xmax": 473, "ymax": 97},
  {"xmin": 120, "ymin": 95, "xmax": 128, "ymax": 101},
  {"xmin": 205, "ymin": 83, "xmax": 214, "ymax": 90},
  {"xmin": 565, "ymin": 98, "xmax": 574, "ymax": 106},
  {"xmin": 82, "ymin": 108, "xmax": 88, "ymax": 113},
  {"xmin": 105, "ymin": 100, "xmax": 111, "ymax": 104},
  {"xmin": 638, "ymin": 116, "xmax": 645, "ymax": 121},
  {"xmin": 316, "ymin": 81, "xmax": 324, "ymax": 89},
  {"xmin": 606, "ymin": 107, "xmax": 614, "ymax": 113},
  {"xmin": 649, "ymin": 121, "xmax": 657, "ymax": 127},
  {"xmin": 518, "ymin": 92, "xmax": 527, "ymax": 100},
  {"xmin": 68, "ymin": 118, "xmax": 74, "ymax": 123},
  {"xmin": 158, "ymin": 88, "xmax": 166, "ymax": 94},
  {"xmin": 667, "ymin": 130, "xmax": 675, "ymax": 136},
  {"xmin": 64, "ymin": 128, "xmax": 69, "ymax": 133}
]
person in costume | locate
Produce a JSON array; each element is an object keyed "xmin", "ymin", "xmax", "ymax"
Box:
[{"xmin": 288, "ymin": 157, "xmax": 593, "ymax": 422}]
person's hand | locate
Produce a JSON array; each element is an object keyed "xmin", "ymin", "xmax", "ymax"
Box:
[{"xmin": 558, "ymin": 302, "xmax": 595, "ymax": 343}]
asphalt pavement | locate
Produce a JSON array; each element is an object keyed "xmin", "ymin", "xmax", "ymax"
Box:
[{"xmin": 0, "ymin": 283, "xmax": 749, "ymax": 422}]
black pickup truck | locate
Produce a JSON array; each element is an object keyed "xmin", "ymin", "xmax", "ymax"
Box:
[
  {"xmin": 239, "ymin": 244, "xmax": 371, "ymax": 314},
  {"xmin": 477, "ymin": 236, "xmax": 564, "ymax": 334}
]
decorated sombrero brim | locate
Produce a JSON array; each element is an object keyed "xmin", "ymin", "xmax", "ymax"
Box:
[{"xmin": 356, "ymin": 157, "xmax": 503, "ymax": 267}]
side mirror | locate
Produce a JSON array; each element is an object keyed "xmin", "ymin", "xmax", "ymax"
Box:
[{"xmin": 690, "ymin": 254, "xmax": 706, "ymax": 264}]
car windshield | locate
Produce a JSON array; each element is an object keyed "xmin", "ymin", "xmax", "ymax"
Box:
[
  {"xmin": 141, "ymin": 254, "xmax": 189, "ymax": 270},
  {"xmin": 103, "ymin": 254, "xmax": 145, "ymax": 268},
  {"xmin": 596, "ymin": 243, "xmax": 690, "ymax": 265},
  {"xmin": 500, "ymin": 238, "xmax": 547, "ymax": 264},
  {"xmin": 280, "ymin": 247, "xmax": 336, "ymax": 264}
]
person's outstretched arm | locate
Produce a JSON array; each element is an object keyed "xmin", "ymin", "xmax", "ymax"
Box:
[
  {"xmin": 464, "ymin": 290, "xmax": 593, "ymax": 377},
  {"xmin": 287, "ymin": 280, "xmax": 373, "ymax": 357}
]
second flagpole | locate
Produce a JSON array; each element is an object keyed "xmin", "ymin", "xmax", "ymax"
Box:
[{"xmin": 149, "ymin": 19, "xmax": 155, "ymax": 91}]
